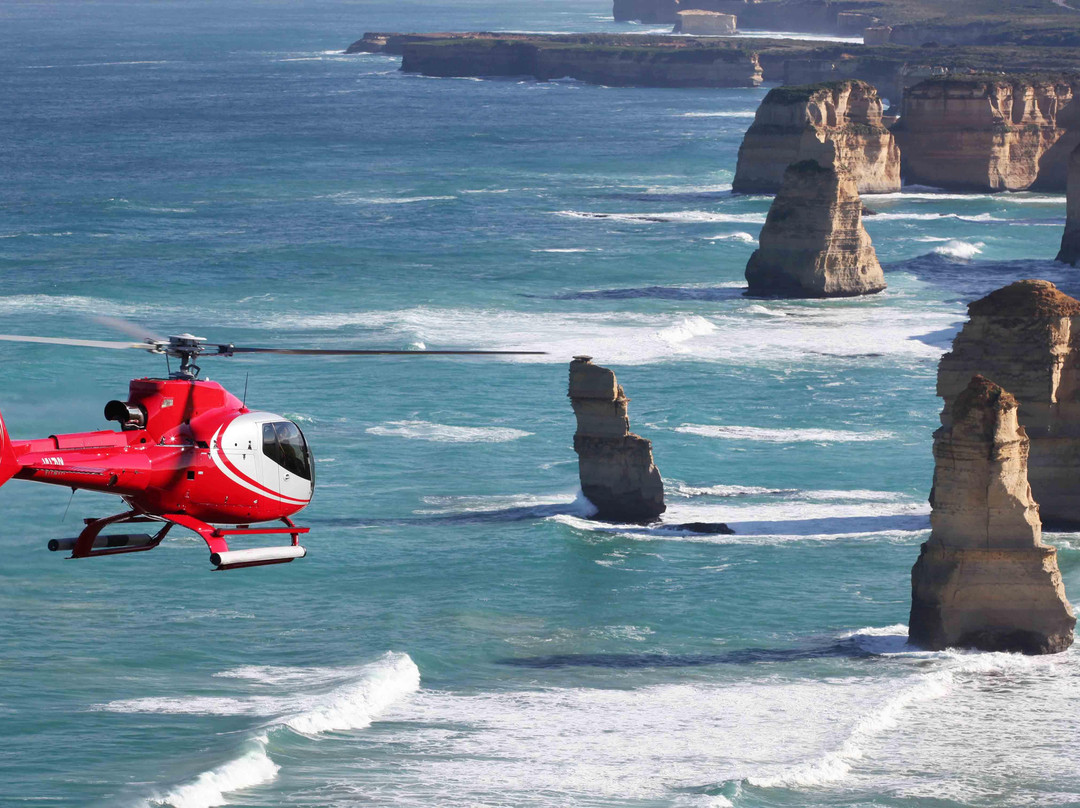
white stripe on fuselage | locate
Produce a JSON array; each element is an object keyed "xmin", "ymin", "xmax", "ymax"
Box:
[{"xmin": 209, "ymin": 426, "xmax": 310, "ymax": 506}]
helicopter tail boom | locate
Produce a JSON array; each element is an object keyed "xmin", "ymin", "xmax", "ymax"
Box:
[{"xmin": 0, "ymin": 411, "xmax": 22, "ymax": 490}]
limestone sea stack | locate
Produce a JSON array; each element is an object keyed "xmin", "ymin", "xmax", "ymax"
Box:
[
  {"xmin": 1058, "ymin": 143, "xmax": 1080, "ymax": 266},
  {"xmin": 893, "ymin": 77, "xmax": 1080, "ymax": 192},
  {"xmin": 910, "ymin": 375, "xmax": 1075, "ymax": 654},
  {"xmin": 744, "ymin": 146, "xmax": 886, "ymax": 298},
  {"xmin": 674, "ymin": 10, "xmax": 736, "ymax": 35},
  {"xmin": 733, "ymin": 81, "xmax": 901, "ymax": 195},
  {"xmin": 569, "ymin": 357, "xmax": 665, "ymax": 523},
  {"xmin": 938, "ymin": 280, "xmax": 1080, "ymax": 526}
]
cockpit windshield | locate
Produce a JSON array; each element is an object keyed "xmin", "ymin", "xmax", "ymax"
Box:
[{"xmin": 261, "ymin": 421, "xmax": 314, "ymax": 481}]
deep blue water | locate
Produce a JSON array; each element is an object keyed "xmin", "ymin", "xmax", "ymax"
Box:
[{"xmin": 2, "ymin": 2, "xmax": 1079, "ymax": 807}]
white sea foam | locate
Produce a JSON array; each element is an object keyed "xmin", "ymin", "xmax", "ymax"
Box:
[
  {"xmin": 366, "ymin": 420, "xmax": 532, "ymax": 443},
  {"xmin": 284, "ymin": 652, "xmax": 421, "ymax": 734},
  {"xmin": 136, "ymin": 654, "xmax": 420, "ymax": 807},
  {"xmin": 324, "ymin": 192, "xmax": 457, "ymax": 205},
  {"xmin": 873, "ymin": 190, "xmax": 1065, "ymax": 204},
  {"xmin": 236, "ymin": 304, "xmax": 955, "ymax": 367},
  {"xmin": 931, "ymin": 239, "xmax": 984, "ymax": 259},
  {"xmin": 679, "ymin": 111, "xmax": 757, "ymax": 118},
  {"xmin": 655, "ymin": 315, "xmax": 717, "ymax": 343},
  {"xmin": 868, "ymin": 211, "xmax": 1006, "ymax": 223},
  {"xmin": 150, "ymin": 737, "xmax": 279, "ymax": 808},
  {"xmin": 556, "ymin": 210, "xmax": 767, "ymax": 224},
  {"xmin": 531, "ymin": 247, "xmax": 594, "ymax": 253},
  {"xmin": 705, "ymin": 231, "xmax": 757, "ymax": 243},
  {"xmin": 675, "ymin": 424, "xmax": 894, "ymax": 442},
  {"xmin": 418, "ymin": 490, "xmax": 597, "ymax": 519}
]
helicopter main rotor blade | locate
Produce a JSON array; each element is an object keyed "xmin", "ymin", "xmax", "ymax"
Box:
[
  {"xmin": 219, "ymin": 347, "xmax": 547, "ymax": 356},
  {"xmin": 91, "ymin": 315, "xmax": 163, "ymax": 343},
  {"xmin": 0, "ymin": 334, "xmax": 152, "ymax": 351}
]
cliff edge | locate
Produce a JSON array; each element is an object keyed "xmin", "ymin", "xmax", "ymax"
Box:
[
  {"xmin": 734, "ymin": 80, "xmax": 900, "ymax": 195},
  {"xmin": 938, "ymin": 280, "xmax": 1080, "ymax": 527}
]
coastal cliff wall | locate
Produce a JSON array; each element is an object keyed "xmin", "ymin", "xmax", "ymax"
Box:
[
  {"xmin": 569, "ymin": 357, "xmax": 665, "ymax": 523},
  {"xmin": 1058, "ymin": 143, "xmax": 1080, "ymax": 266},
  {"xmin": 910, "ymin": 375, "xmax": 1076, "ymax": 654},
  {"xmin": 893, "ymin": 77, "xmax": 1080, "ymax": 192},
  {"xmin": 401, "ymin": 40, "xmax": 763, "ymax": 87},
  {"xmin": 734, "ymin": 80, "xmax": 900, "ymax": 194},
  {"xmin": 745, "ymin": 146, "xmax": 885, "ymax": 297},
  {"xmin": 615, "ymin": 0, "xmax": 849, "ymax": 33},
  {"xmin": 938, "ymin": 280, "xmax": 1080, "ymax": 527}
]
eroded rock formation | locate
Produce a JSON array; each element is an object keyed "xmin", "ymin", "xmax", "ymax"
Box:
[
  {"xmin": 893, "ymin": 77, "xmax": 1080, "ymax": 192},
  {"xmin": 400, "ymin": 38, "xmax": 762, "ymax": 88},
  {"xmin": 734, "ymin": 80, "xmax": 900, "ymax": 194},
  {"xmin": 674, "ymin": 10, "xmax": 737, "ymax": 35},
  {"xmin": 1058, "ymin": 143, "xmax": 1080, "ymax": 266},
  {"xmin": 938, "ymin": 280, "xmax": 1080, "ymax": 526},
  {"xmin": 569, "ymin": 357, "xmax": 665, "ymax": 523},
  {"xmin": 744, "ymin": 145, "xmax": 886, "ymax": 297},
  {"xmin": 910, "ymin": 375, "xmax": 1075, "ymax": 654}
]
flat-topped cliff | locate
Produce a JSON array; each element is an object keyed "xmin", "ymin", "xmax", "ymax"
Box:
[
  {"xmin": 675, "ymin": 10, "xmax": 737, "ymax": 35},
  {"xmin": 401, "ymin": 38, "xmax": 762, "ymax": 88},
  {"xmin": 893, "ymin": 76, "xmax": 1080, "ymax": 192},
  {"xmin": 569, "ymin": 357, "xmax": 666, "ymax": 523},
  {"xmin": 1058, "ymin": 143, "xmax": 1080, "ymax": 266},
  {"xmin": 745, "ymin": 146, "xmax": 885, "ymax": 298},
  {"xmin": 938, "ymin": 280, "xmax": 1080, "ymax": 526},
  {"xmin": 910, "ymin": 375, "xmax": 1076, "ymax": 654},
  {"xmin": 734, "ymin": 80, "xmax": 899, "ymax": 194}
]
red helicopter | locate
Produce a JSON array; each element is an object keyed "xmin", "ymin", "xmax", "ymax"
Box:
[{"xmin": 0, "ymin": 331, "xmax": 540, "ymax": 570}]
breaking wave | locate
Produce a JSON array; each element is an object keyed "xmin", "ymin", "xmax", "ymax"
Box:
[
  {"xmin": 931, "ymin": 240, "xmax": 984, "ymax": 260},
  {"xmin": 366, "ymin": 420, "xmax": 533, "ymax": 443},
  {"xmin": 556, "ymin": 210, "xmax": 767, "ymax": 224},
  {"xmin": 131, "ymin": 653, "xmax": 420, "ymax": 808},
  {"xmin": 675, "ymin": 424, "xmax": 894, "ymax": 442}
]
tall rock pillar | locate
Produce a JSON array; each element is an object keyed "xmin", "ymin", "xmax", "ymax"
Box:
[
  {"xmin": 569, "ymin": 357, "xmax": 665, "ymax": 523},
  {"xmin": 745, "ymin": 145, "xmax": 886, "ymax": 298},
  {"xmin": 1057, "ymin": 143, "xmax": 1080, "ymax": 266},
  {"xmin": 938, "ymin": 280, "xmax": 1080, "ymax": 526},
  {"xmin": 910, "ymin": 375, "xmax": 1075, "ymax": 654}
]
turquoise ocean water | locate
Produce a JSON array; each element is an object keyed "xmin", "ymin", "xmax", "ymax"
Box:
[{"xmin": 1, "ymin": 1, "xmax": 1079, "ymax": 806}]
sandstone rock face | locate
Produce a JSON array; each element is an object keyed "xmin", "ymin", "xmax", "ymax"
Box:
[
  {"xmin": 938, "ymin": 280, "xmax": 1080, "ymax": 527},
  {"xmin": 674, "ymin": 10, "xmax": 737, "ymax": 35},
  {"xmin": 1058, "ymin": 143, "xmax": 1080, "ymax": 266},
  {"xmin": 744, "ymin": 147, "xmax": 886, "ymax": 298},
  {"xmin": 893, "ymin": 77, "xmax": 1080, "ymax": 192},
  {"xmin": 910, "ymin": 375, "xmax": 1076, "ymax": 654},
  {"xmin": 734, "ymin": 80, "xmax": 900, "ymax": 194},
  {"xmin": 569, "ymin": 357, "xmax": 665, "ymax": 523}
]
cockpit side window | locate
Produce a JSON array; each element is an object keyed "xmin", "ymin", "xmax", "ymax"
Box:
[{"xmin": 262, "ymin": 421, "xmax": 313, "ymax": 481}]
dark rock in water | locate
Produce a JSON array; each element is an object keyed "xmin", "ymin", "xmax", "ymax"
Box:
[
  {"xmin": 909, "ymin": 375, "xmax": 1075, "ymax": 654},
  {"xmin": 674, "ymin": 522, "xmax": 735, "ymax": 534},
  {"xmin": 569, "ymin": 357, "xmax": 665, "ymax": 523}
]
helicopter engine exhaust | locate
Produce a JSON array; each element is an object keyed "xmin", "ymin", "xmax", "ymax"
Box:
[
  {"xmin": 48, "ymin": 533, "xmax": 155, "ymax": 552},
  {"xmin": 210, "ymin": 545, "xmax": 307, "ymax": 570},
  {"xmin": 104, "ymin": 400, "xmax": 146, "ymax": 429}
]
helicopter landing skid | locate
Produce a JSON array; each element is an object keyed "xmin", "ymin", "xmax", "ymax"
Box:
[
  {"xmin": 51, "ymin": 510, "xmax": 308, "ymax": 570},
  {"xmin": 159, "ymin": 513, "xmax": 309, "ymax": 571}
]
